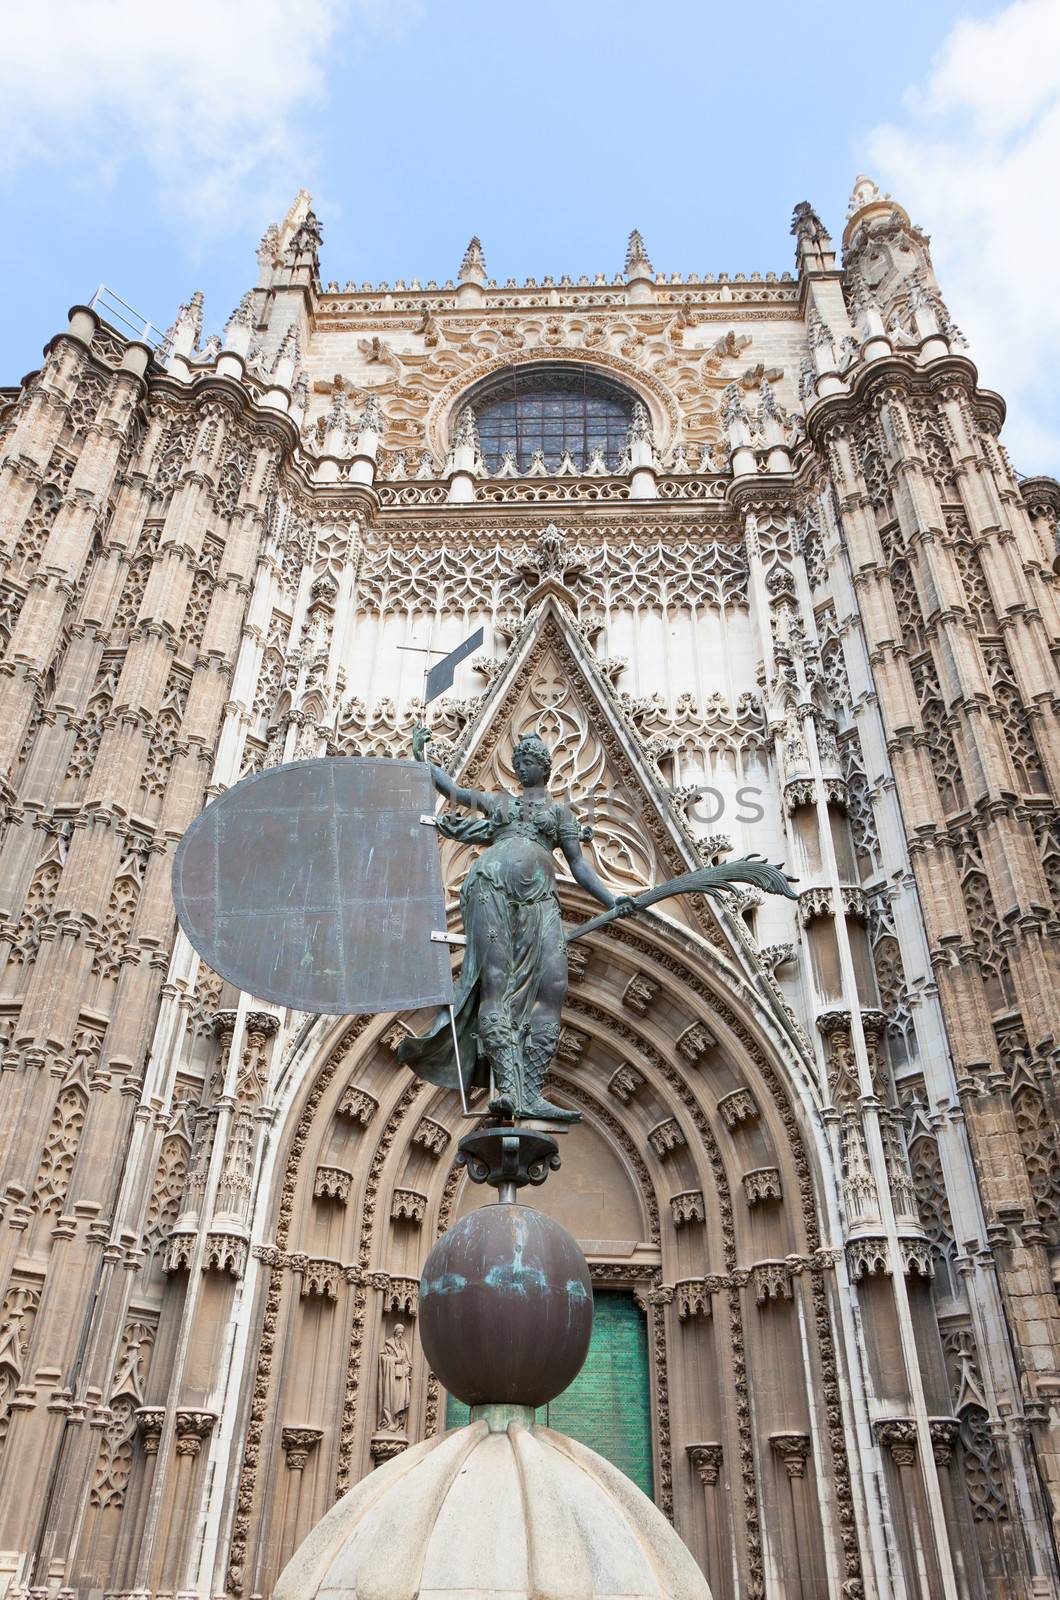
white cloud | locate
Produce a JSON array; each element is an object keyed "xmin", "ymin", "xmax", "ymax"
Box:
[
  {"xmin": 866, "ymin": 0, "xmax": 1060, "ymax": 474},
  {"xmin": 0, "ymin": 1, "xmax": 413, "ymax": 236}
]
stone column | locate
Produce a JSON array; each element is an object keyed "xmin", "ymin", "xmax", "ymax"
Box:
[{"xmin": 687, "ymin": 1443, "xmax": 729, "ymax": 1600}]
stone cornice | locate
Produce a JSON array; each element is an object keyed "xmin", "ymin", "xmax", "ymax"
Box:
[{"xmin": 805, "ymin": 352, "xmax": 1005, "ymax": 444}]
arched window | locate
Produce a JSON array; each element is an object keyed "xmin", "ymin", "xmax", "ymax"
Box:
[{"xmin": 467, "ymin": 364, "xmax": 635, "ymax": 473}]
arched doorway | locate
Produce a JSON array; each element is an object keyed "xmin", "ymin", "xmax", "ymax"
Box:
[{"xmin": 221, "ymin": 905, "xmax": 860, "ymax": 1600}]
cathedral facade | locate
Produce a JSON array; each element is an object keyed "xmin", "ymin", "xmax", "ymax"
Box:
[{"xmin": 0, "ymin": 180, "xmax": 1058, "ymax": 1600}]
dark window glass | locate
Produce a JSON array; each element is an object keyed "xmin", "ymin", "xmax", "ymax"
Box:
[{"xmin": 469, "ymin": 364, "xmax": 634, "ymax": 473}]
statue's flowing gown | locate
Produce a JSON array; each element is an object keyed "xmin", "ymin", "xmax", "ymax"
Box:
[{"xmin": 397, "ymin": 792, "xmax": 577, "ymax": 1092}]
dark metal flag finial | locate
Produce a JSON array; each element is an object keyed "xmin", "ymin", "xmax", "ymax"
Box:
[{"xmin": 424, "ymin": 626, "xmax": 484, "ymax": 705}]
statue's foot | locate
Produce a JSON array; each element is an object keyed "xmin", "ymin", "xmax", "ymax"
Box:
[
  {"xmin": 522, "ymin": 1096, "xmax": 581, "ymax": 1124},
  {"xmin": 488, "ymin": 1092, "xmax": 516, "ymax": 1118}
]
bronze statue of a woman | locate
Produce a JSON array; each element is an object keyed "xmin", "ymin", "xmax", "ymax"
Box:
[{"xmin": 397, "ymin": 727, "xmax": 636, "ymax": 1122}]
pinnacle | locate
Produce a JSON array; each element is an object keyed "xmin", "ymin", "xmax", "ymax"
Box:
[
  {"xmin": 846, "ymin": 173, "xmax": 883, "ymax": 217},
  {"xmin": 458, "ymin": 236, "xmax": 487, "ymax": 282},
  {"xmin": 624, "ymin": 228, "xmax": 653, "ymax": 277}
]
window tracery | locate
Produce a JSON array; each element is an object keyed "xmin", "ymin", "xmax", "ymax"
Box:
[{"xmin": 467, "ymin": 365, "xmax": 635, "ymax": 473}]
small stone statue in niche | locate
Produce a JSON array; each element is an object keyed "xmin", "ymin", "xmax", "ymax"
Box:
[{"xmin": 378, "ymin": 1323, "xmax": 413, "ymax": 1433}]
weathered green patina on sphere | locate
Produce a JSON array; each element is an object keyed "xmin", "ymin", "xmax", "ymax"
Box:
[{"xmin": 419, "ymin": 1204, "xmax": 593, "ymax": 1408}]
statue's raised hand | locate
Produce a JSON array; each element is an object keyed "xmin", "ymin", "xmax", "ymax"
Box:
[
  {"xmin": 612, "ymin": 895, "xmax": 639, "ymax": 919},
  {"xmin": 412, "ymin": 724, "xmax": 432, "ymax": 761}
]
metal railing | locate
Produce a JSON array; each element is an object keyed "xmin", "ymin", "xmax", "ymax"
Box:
[{"xmin": 87, "ymin": 284, "xmax": 170, "ymax": 357}]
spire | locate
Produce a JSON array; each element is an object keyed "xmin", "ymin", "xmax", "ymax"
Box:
[
  {"xmin": 458, "ymin": 237, "xmax": 487, "ymax": 284},
  {"xmin": 624, "ymin": 228, "xmax": 653, "ymax": 278}
]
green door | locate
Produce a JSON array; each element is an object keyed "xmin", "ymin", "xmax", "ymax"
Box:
[{"xmin": 444, "ymin": 1290, "xmax": 654, "ymax": 1497}]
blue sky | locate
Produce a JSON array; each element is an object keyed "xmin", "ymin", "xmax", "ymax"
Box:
[{"xmin": 2, "ymin": 0, "xmax": 1056, "ymax": 470}]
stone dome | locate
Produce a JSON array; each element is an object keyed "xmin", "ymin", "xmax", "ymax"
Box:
[{"xmin": 274, "ymin": 1408, "xmax": 712, "ymax": 1600}]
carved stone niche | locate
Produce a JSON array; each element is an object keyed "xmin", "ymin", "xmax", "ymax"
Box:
[
  {"xmin": 648, "ymin": 1118, "xmax": 685, "ymax": 1158},
  {"xmin": 162, "ymin": 1231, "xmax": 195, "ymax": 1274},
  {"xmin": 378, "ymin": 1021, "xmax": 411, "ymax": 1053},
  {"xmin": 314, "ymin": 1165, "xmax": 353, "ymax": 1203},
  {"xmin": 566, "ymin": 942, "xmax": 590, "ymax": 982},
  {"xmin": 412, "ymin": 1117, "xmax": 450, "ymax": 1158},
  {"xmin": 717, "ymin": 1088, "xmax": 759, "ymax": 1129},
  {"xmin": 555, "ymin": 1027, "xmax": 587, "ymax": 1066},
  {"xmin": 299, "ymin": 1258, "xmax": 342, "ymax": 1300},
  {"xmin": 203, "ymin": 1230, "xmax": 248, "ymax": 1278},
  {"xmin": 676, "ymin": 1023, "xmax": 716, "ymax": 1065},
  {"xmin": 337, "ymin": 1085, "xmax": 378, "ymax": 1126},
  {"xmin": 622, "ymin": 973, "xmax": 659, "ymax": 1016},
  {"xmin": 742, "ymin": 1167, "xmax": 783, "ymax": 1207},
  {"xmin": 607, "ymin": 1064, "xmax": 645, "ymax": 1105},
  {"xmin": 770, "ymin": 1432, "xmax": 811, "ymax": 1478},
  {"xmin": 674, "ymin": 1278, "xmax": 712, "ymax": 1320},
  {"xmin": 390, "ymin": 1188, "xmax": 427, "ymax": 1226},
  {"xmin": 846, "ymin": 1237, "xmax": 890, "ymax": 1281},
  {"xmin": 374, "ymin": 1274, "xmax": 419, "ymax": 1317},
  {"xmin": 687, "ymin": 1442, "xmax": 723, "ymax": 1487},
  {"xmin": 751, "ymin": 1260, "xmax": 794, "ymax": 1305},
  {"xmin": 670, "ymin": 1190, "xmax": 705, "ymax": 1227}
]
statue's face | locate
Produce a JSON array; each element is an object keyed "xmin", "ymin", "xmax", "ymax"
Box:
[
  {"xmin": 513, "ymin": 747, "xmax": 548, "ymax": 786},
  {"xmin": 393, "ymin": 1324, "xmax": 404, "ymax": 1337}
]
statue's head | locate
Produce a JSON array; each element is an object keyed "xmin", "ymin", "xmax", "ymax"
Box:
[{"xmin": 512, "ymin": 733, "xmax": 552, "ymax": 785}]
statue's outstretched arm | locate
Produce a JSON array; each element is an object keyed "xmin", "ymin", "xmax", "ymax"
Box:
[
  {"xmin": 412, "ymin": 724, "xmax": 490, "ymax": 813},
  {"xmin": 559, "ymin": 830, "xmax": 637, "ymax": 916}
]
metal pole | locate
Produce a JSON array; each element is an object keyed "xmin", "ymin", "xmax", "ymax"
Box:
[{"xmin": 448, "ymin": 1004, "xmax": 469, "ymax": 1117}]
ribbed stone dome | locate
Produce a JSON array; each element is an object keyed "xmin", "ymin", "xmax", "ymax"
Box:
[{"xmin": 275, "ymin": 1409, "xmax": 712, "ymax": 1600}]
